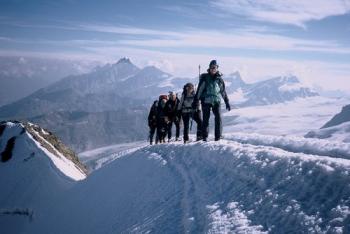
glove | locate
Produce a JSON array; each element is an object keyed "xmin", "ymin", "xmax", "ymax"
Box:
[{"xmin": 225, "ymin": 102, "xmax": 231, "ymax": 111}]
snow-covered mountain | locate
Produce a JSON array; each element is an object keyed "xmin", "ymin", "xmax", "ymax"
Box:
[
  {"xmin": 0, "ymin": 121, "xmax": 87, "ymax": 233},
  {"xmin": 226, "ymin": 74, "xmax": 318, "ymax": 107},
  {"xmin": 0, "ymin": 58, "xmax": 172, "ymax": 119},
  {"xmin": 0, "ymin": 58, "xmax": 177, "ymax": 151},
  {"xmin": 305, "ymin": 104, "xmax": 350, "ymax": 143},
  {"xmin": 3, "ymin": 131, "xmax": 350, "ymax": 233}
]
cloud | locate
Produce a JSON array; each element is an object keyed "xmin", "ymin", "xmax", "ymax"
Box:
[
  {"xmin": 77, "ymin": 24, "xmax": 182, "ymax": 37},
  {"xmin": 211, "ymin": 0, "xmax": 350, "ymax": 28},
  {"xmin": 2, "ymin": 19, "xmax": 350, "ymax": 55},
  {"xmin": 115, "ymin": 28, "xmax": 350, "ymax": 54}
]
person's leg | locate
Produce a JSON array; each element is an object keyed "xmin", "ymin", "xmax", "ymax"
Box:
[
  {"xmin": 149, "ymin": 127, "xmax": 156, "ymax": 145},
  {"xmin": 193, "ymin": 111, "xmax": 203, "ymax": 140},
  {"xmin": 163, "ymin": 126, "xmax": 167, "ymax": 142},
  {"xmin": 155, "ymin": 125, "xmax": 160, "ymax": 144},
  {"xmin": 213, "ymin": 103, "xmax": 222, "ymax": 140},
  {"xmin": 182, "ymin": 113, "xmax": 190, "ymax": 142},
  {"xmin": 175, "ymin": 120, "xmax": 180, "ymax": 140},
  {"xmin": 202, "ymin": 103, "xmax": 211, "ymax": 141},
  {"xmin": 167, "ymin": 120, "xmax": 173, "ymax": 141}
]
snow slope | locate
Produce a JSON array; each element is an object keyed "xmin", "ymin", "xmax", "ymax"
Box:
[
  {"xmin": 0, "ymin": 121, "xmax": 87, "ymax": 233},
  {"xmin": 20, "ymin": 134, "xmax": 350, "ymax": 233}
]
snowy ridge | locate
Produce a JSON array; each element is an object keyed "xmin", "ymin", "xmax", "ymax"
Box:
[
  {"xmin": 26, "ymin": 126, "xmax": 86, "ymax": 180},
  {"xmin": 224, "ymin": 132, "xmax": 350, "ymax": 160},
  {"xmin": 0, "ymin": 121, "xmax": 86, "ymax": 180},
  {"xmin": 143, "ymin": 140, "xmax": 350, "ymax": 233}
]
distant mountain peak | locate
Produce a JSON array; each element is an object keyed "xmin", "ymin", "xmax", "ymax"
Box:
[
  {"xmin": 278, "ymin": 75, "xmax": 299, "ymax": 83},
  {"xmin": 116, "ymin": 57, "xmax": 132, "ymax": 65},
  {"xmin": 141, "ymin": 65, "xmax": 167, "ymax": 75}
]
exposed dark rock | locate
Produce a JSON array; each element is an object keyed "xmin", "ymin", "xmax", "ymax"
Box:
[
  {"xmin": 23, "ymin": 122, "xmax": 88, "ymax": 175},
  {"xmin": 1, "ymin": 136, "xmax": 16, "ymax": 162},
  {"xmin": 322, "ymin": 104, "xmax": 350, "ymax": 128}
]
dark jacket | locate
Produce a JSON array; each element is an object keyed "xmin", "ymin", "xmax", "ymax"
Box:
[
  {"xmin": 156, "ymin": 100, "xmax": 168, "ymax": 126},
  {"xmin": 195, "ymin": 72, "xmax": 229, "ymax": 105},
  {"xmin": 165, "ymin": 97, "xmax": 181, "ymax": 120},
  {"xmin": 148, "ymin": 100, "xmax": 158, "ymax": 127}
]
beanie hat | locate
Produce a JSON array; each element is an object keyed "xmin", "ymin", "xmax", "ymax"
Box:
[{"xmin": 209, "ymin": 60, "xmax": 218, "ymax": 68}]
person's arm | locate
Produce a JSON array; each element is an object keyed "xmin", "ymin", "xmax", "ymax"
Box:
[
  {"xmin": 219, "ymin": 78, "xmax": 231, "ymax": 111},
  {"xmin": 177, "ymin": 94, "xmax": 184, "ymax": 111},
  {"xmin": 148, "ymin": 106, "xmax": 153, "ymax": 121},
  {"xmin": 195, "ymin": 75, "xmax": 206, "ymax": 100},
  {"xmin": 148, "ymin": 105, "xmax": 155, "ymax": 126}
]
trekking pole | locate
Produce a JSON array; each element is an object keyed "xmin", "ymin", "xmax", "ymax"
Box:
[{"xmin": 198, "ymin": 64, "xmax": 201, "ymax": 80}]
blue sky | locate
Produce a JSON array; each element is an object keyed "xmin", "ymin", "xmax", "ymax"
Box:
[{"xmin": 0, "ymin": 0, "xmax": 350, "ymax": 90}]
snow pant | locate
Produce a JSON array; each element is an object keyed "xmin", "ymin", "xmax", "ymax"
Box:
[
  {"xmin": 202, "ymin": 102, "xmax": 222, "ymax": 140},
  {"xmin": 167, "ymin": 118, "xmax": 180, "ymax": 140},
  {"xmin": 149, "ymin": 126, "xmax": 156, "ymax": 144},
  {"xmin": 182, "ymin": 111, "xmax": 203, "ymax": 142},
  {"xmin": 156, "ymin": 120, "xmax": 167, "ymax": 144}
]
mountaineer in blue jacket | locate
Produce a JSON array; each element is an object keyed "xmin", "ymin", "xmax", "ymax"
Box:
[{"xmin": 193, "ymin": 60, "xmax": 231, "ymax": 141}]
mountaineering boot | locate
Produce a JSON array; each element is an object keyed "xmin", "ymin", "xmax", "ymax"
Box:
[
  {"xmin": 215, "ymin": 136, "xmax": 223, "ymax": 141},
  {"xmin": 196, "ymin": 136, "xmax": 203, "ymax": 141}
]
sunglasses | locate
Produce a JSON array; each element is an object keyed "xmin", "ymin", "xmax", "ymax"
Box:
[{"xmin": 210, "ymin": 66, "xmax": 218, "ymax": 70}]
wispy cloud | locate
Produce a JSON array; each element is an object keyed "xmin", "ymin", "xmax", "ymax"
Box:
[
  {"xmin": 42, "ymin": 22, "xmax": 350, "ymax": 55},
  {"xmin": 76, "ymin": 24, "xmax": 183, "ymax": 37},
  {"xmin": 2, "ymin": 22, "xmax": 350, "ymax": 55},
  {"xmin": 211, "ymin": 0, "xmax": 350, "ymax": 28},
  {"xmin": 114, "ymin": 28, "xmax": 350, "ymax": 54}
]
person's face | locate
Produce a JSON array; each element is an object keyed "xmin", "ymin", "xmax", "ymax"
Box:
[
  {"xmin": 186, "ymin": 86, "xmax": 193, "ymax": 93},
  {"xmin": 169, "ymin": 94, "xmax": 176, "ymax": 101},
  {"xmin": 209, "ymin": 65, "xmax": 218, "ymax": 75},
  {"xmin": 161, "ymin": 99, "xmax": 167, "ymax": 107}
]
